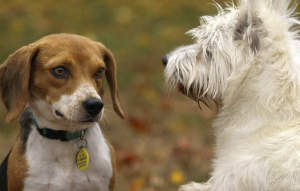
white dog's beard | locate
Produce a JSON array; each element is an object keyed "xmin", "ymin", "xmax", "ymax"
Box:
[
  {"xmin": 175, "ymin": 82, "xmax": 220, "ymax": 119},
  {"xmin": 165, "ymin": 64, "xmax": 221, "ymax": 119}
]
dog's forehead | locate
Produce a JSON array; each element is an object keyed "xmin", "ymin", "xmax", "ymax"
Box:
[
  {"xmin": 37, "ymin": 34, "xmax": 106, "ymax": 64},
  {"xmin": 192, "ymin": 10, "xmax": 237, "ymax": 37},
  {"xmin": 186, "ymin": 14, "xmax": 236, "ymax": 51}
]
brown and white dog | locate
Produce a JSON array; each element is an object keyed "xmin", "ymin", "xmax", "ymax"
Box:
[{"xmin": 0, "ymin": 33, "xmax": 124, "ymax": 191}]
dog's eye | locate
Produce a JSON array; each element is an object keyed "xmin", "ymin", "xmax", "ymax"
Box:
[
  {"xmin": 50, "ymin": 67, "xmax": 69, "ymax": 79},
  {"xmin": 94, "ymin": 68, "xmax": 105, "ymax": 79}
]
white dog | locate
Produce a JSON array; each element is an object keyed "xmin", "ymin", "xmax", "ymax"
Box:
[{"xmin": 163, "ymin": 0, "xmax": 300, "ymax": 190}]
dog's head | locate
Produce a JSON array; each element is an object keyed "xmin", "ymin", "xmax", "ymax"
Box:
[
  {"xmin": 163, "ymin": 0, "xmax": 297, "ymax": 117},
  {"xmin": 0, "ymin": 34, "xmax": 124, "ymax": 128}
]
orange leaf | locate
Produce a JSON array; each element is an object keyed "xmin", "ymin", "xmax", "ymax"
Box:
[
  {"xmin": 130, "ymin": 177, "xmax": 146, "ymax": 191},
  {"xmin": 119, "ymin": 152, "xmax": 139, "ymax": 167},
  {"xmin": 128, "ymin": 116, "xmax": 150, "ymax": 133}
]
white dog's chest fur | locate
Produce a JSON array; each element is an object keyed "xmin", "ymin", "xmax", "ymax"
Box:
[
  {"xmin": 23, "ymin": 124, "xmax": 112, "ymax": 191},
  {"xmin": 212, "ymin": 119, "xmax": 300, "ymax": 190}
]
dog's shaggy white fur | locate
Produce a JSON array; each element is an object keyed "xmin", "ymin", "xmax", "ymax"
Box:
[{"xmin": 164, "ymin": 0, "xmax": 300, "ymax": 190}]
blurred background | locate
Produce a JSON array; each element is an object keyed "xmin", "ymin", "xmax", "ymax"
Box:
[{"xmin": 0, "ymin": 0, "xmax": 298, "ymax": 190}]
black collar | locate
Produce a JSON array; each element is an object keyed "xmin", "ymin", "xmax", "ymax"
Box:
[
  {"xmin": 36, "ymin": 127, "xmax": 87, "ymax": 142},
  {"xmin": 29, "ymin": 111, "xmax": 87, "ymax": 142}
]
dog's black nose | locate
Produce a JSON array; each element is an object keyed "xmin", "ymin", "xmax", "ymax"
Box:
[
  {"xmin": 82, "ymin": 98, "xmax": 103, "ymax": 117},
  {"xmin": 162, "ymin": 55, "xmax": 168, "ymax": 67}
]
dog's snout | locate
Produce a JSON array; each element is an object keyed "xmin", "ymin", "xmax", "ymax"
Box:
[
  {"xmin": 162, "ymin": 55, "xmax": 168, "ymax": 67},
  {"xmin": 82, "ymin": 98, "xmax": 103, "ymax": 117}
]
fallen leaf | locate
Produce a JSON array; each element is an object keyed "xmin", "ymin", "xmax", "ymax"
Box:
[
  {"xmin": 169, "ymin": 170, "xmax": 185, "ymax": 185},
  {"xmin": 118, "ymin": 151, "xmax": 139, "ymax": 167},
  {"xmin": 130, "ymin": 177, "xmax": 146, "ymax": 191},
  {"xmin": 172, "ymin": 137, "xmax": 193, "ymax": 159},
  {"xmin": 128, "ymin": 116, "xmax": 150, "ymax": 133}
]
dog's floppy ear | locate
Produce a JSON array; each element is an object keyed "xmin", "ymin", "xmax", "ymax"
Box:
[
  {"xmin": 102, "ymin": 46, "xmax": 125, "ymax": 119},
  {"xmin": 0, "ymin": 44, "xmax": 39, "ymax": 122}
]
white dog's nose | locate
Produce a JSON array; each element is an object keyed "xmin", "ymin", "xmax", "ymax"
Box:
[
  {"xmin": 162, "ymin": 55, "xmax": 168, "ymax": 67},
  {"xmin": 82, "ymin": 98, "xmax": 103, "ymax": 117}
]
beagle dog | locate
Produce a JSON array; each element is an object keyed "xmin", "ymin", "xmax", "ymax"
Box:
[{"xmin": 0, "ymin": 33, "xmax": 124, "ymax": 191}]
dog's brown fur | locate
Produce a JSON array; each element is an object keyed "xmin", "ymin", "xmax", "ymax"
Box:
[{"xmin": 0, "ymin": 33, "xmax": 123, "ymax": 191}]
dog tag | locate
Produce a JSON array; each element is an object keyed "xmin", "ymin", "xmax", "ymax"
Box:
[{"xmin": 76, "ymin": 147, "xmax": 90, "ymax": 171}]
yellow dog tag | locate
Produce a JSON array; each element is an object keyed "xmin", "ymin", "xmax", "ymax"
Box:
[{"xmin": 76, "ymin": 147, "xmax": 89, "ymax": 171}]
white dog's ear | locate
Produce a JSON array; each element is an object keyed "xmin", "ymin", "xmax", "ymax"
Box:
[
  {"xmin": 235, "ymin": 0, "xmax": 292, "ymax": 52},
  {"xmin": 234, "ymin": 12, "xmax": 263, "ymax": 52},
  {"xmin": 235, "ymin": 0, "xmax": 265, "ymax": 53}
]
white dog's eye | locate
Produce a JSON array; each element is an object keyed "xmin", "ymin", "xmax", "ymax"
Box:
[
  {"xmin": 94, "ymin": 67, "xmax": 105, "ymax": 79},
  {"xmin": 50, "ymin": 66, "xmax": 69, "ymax": 79}
]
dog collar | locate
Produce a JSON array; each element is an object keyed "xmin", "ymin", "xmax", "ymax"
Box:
[{"xmin": 29, "ymin": 111, "xmax": 87, "ymax": 142}]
